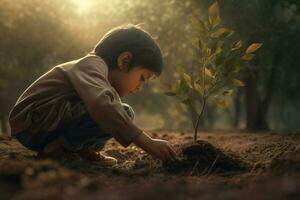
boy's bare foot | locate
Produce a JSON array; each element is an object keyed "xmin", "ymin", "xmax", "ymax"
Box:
[
  {"xmin": 36, "ymin": 137, "xmax": 117, "ymax": 166},
  {"xmin": 79, "ymin": 148, "xmax": 118, "ymax": 166}
]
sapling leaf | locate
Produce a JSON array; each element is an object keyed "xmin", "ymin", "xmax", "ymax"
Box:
[
  {"xmin": 183, "ymin": 73, "xmax": 193, "ymax": 88},
  {"xmin": 232, "ymin": 79, "xmax": 245, "ymax": 87},
  {"xmin": 190, "ymin": 38, "xmax": 201, "ymax": 50},
  {"xmin": 231, "ymin": 40, "xmax": 242, "ymax": 51},
  {"xmin": 214, "ymin": 41, "xmax": 223, "ymax": 55},
  {"xmin": 204, "ymin": 67, "xmax": 215, "ymax": 78},
  {"xmin": 222, "ymin": 89, "xmax": 233, "ymax": 96},
  {"xmin": 165, "ymin": 1, "xmax": 262, "ymax": 141},
  {"xmin": 218, "ymin": 99, "xmax": 229, "ymax": 108},
  {"xmin": 208, "ymin": 2, "xmax": 221, "ymax": 28},
  {"xmin": 242, "ymin": 54, "xmax": 255, "ymax": 61},
  {"xmin": 245, "ymin": 43, "xmax": 263, "ymax": 54},
  {"xmin": 194, "ymin": 83, "xmax": 204, "ymax": 94},
  {"xmin": 211, "ymin": 28, "xmax": 233, "ymax": 38},
  {"xmin": 190, "ymin": 15, "xmax": 206, "ymax": 38}
]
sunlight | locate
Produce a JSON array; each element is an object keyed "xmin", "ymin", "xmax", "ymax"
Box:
[
  {"xmin": 70, "ymin": 0, "xmax": 124, "ymax": 15},
  {"xmin": 73, "ymin": 0, "xmax": 93, "ymax": 14}
]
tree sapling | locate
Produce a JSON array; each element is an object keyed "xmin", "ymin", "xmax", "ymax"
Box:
[{"xmin": 164, "ymin": 1, "xmax": 262, "ymax": 175}]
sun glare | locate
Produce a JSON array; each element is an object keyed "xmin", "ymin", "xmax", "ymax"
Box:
[
  {"xmin": 74, "ymin": 0, "xmax": 92, "ymax": 14},
  {"xmin": 69, "ymin": 0, "xmax": 126, "ymax": 16}
]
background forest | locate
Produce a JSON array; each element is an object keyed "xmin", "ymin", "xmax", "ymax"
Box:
[{"xmin": 1, "ymin": 0, "xmax": 300, "ymax": 134}]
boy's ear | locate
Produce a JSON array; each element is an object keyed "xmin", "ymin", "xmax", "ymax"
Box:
[{"xmin": 117, "ymin": 51, "xmax": 133, "ymax": 71}]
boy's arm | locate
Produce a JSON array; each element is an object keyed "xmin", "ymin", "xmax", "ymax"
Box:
[
  {"xmin": 133, "ymin": 131, "xmax": 176, "ymax": 161},
  {"xmin": 63, "ymin": 57, "xmax": 142, "ymax": 147}
]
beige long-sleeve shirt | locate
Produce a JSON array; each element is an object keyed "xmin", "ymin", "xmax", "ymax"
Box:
[{"xmin": 8, "ymin": 54, "xmax": 142, "ymax": 147}]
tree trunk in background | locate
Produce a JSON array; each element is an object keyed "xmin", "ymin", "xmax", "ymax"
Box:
[
  {"xmin": 233, "ymin": 89, "xmax": 242, "ymax": 128},
  {"xmin": 261, "ymin": 49, "xmax": 280, "ymax": 129},
  {"xmin": 245, "ymin": 70, "xmax": 268, "ymax": 130},
  {"xmin": 245, "ymin": 47, "xmax": 278, "ymax": 131},
  {"xmin": 261, "ymin": 65, "xmax": 276, "ymax": 130}
]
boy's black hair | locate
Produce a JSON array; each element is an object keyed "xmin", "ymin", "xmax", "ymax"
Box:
[{"xmin": 92, "ymin": 24, "xmax": 163, "ymax": 76}]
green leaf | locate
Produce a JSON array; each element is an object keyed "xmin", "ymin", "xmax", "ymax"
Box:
[
  {"xmin": 210, "ymin": 40, "xmax": 222, "ymax": 56},
  {"xmin": 232, "ymin": 79, "xmax": 245, "ymax": 87},
  {"xmin": 204, "ymin": 67, "xmax": 215, "ymax": 78},
  {"xmin": 242, "ymin": 54, "xmax": 255, "ymax": 61},
  {"xmin": 211, "ymin": 28, "xmax": 233, "ymax": 38},
  {"xmin": 231, "ymin": 40, "xmax": 242, "ymax": 51},
  {"xmin": 222, "ymin": 90, "xmax": 233, "ymax": 96},
  {"xmin": 208, "ymin": 2, "xmax": 221, "ymax": 27},
  {"xmin": 216, "ymin": 98, "xmax": 229, "ymax": 108},
  {"xmin": 206, "ymin": 48, "xmax": 212, "ymax": 55},
  {"xmin": 246, "ymin": 43, "xmax": 263, "ymax": 54},
  {"xmin": 189, "ymin": 38, "xmax": 204, "ymax": 51},
  {"xmin": 194, "ymin": 83, "xmax": 204, "ymax": 94},
  {"xmin": 190, "ymin": 15, "xmax": 206, "ymax": 38},
  {"xmin": 214, "ymin": 41, "xmax": 223, "ymax": 55},
  {"xmin": 183, "ymin": 73, "xmax": 193, "ymax": 88}
]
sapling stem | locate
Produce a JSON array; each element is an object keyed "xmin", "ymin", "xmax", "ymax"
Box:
[
  {"xmin": 193, "ymin": 53, "xmax": 207, "ymax": 141},
  {"xmin": 193, "ymin": 97, "xmax": 206, "ymax": 141}
]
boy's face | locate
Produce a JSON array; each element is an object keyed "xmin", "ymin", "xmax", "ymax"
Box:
[
  {"xmin": 113, "ymin": 66, "xmax": 155, "ymax": 97},
  {"xmin": 108, "ymin": 51, "xmax": 157, "ymax": 97}
]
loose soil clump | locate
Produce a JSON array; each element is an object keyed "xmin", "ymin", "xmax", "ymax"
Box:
[{"xmin": 164, "ymin": 140, "xmax": 249, "ymax": 175}]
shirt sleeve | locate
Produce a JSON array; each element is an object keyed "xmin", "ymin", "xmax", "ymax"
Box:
[{"xmin": 62, "ymin": 57, "xmax": 142, "ymax": 147}]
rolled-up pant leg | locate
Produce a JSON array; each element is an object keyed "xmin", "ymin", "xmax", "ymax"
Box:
[
  {"xmin": 15, "ymin": 100, "xmax": 135, "ymax": 152},
  {"xmin": 59, "ymin": 100, "xmax": 135, "ymax": 151}
]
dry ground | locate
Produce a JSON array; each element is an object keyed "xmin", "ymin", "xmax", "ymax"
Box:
[{"xmin": 0, "ymin": 130, "xmax": 299, "ymax": 200}]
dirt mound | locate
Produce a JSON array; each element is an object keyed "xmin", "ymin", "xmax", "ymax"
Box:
[
  {"xmin": 163, "ymin": 140, "xmax": 249, "ymax": 175},
  {"xmin": 0, "ymin": 131, "xmax": 299, "ymax": 200}
]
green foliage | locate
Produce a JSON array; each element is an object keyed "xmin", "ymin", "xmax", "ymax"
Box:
[{"xmin": 165, "ymin": 2, "xmax": 262, "ymax": 139}]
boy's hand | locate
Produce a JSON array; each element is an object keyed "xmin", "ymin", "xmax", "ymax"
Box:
[{"xmin": 133, "ymin": 132, "xmax": 176, "ymax": 161}]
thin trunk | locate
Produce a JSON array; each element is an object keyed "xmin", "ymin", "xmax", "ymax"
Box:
[
  {"xmin": 188, "ymin": 103, "xmax": 199, "ymax": 129},
  {"xmin": 261, "ymin": 50, "xmax": 280, "ymax": 128},
  {"xmin": 233, "ymin": 89, "xmax": 242, "ymax": 128},
  {"xmin": 245, "ymin": 69, "xmax": 268, "ymax": 130},
  {"xmin": 261, "ymin": 66, "xmax": 276, "ymax": 129},
  {"xmin": 194, "ymin": 98, "xmax": 206, "ymax": 141}
]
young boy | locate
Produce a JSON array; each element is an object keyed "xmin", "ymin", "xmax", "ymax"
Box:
[{"xmin": 8, "ymin": 24, "xmax": 176, "ymax": 166}]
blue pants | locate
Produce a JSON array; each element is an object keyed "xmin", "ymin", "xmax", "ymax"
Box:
[{"xmin": 15, "ymin": 100, "xmax": 135, "ymax": 152}]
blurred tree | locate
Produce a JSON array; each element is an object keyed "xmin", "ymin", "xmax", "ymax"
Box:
[
  {"xmin": 0, "ymin": 0, "xmax": 85, "ymax": 134},
  {"xmin": 192, "ymin": 0, "xmax": 300, "ymax": 130}
]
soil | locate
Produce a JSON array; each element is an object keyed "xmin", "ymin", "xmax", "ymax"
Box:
[{"xmin": 0, "ymin": 130, "xmax": 299, "ymax": 200}]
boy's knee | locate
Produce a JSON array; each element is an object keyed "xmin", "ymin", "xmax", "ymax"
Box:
[{"xmin": 122, "ymin": 103, "xmax": 135, "ymax": 120}]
